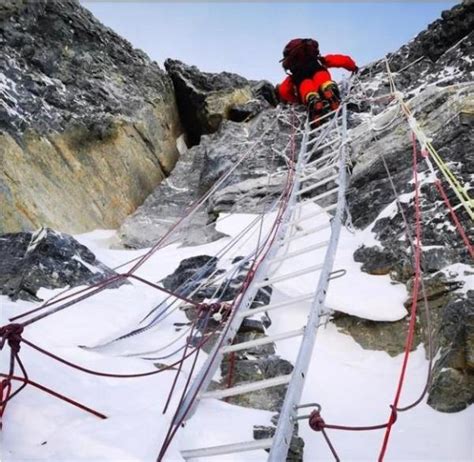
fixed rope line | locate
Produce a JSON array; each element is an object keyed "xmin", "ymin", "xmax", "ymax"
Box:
[
  {"xmin": 11, "ymin": 177, "xmax": 290, "ymax": 325},
  {"xmin": 358, "ymin": 75, "xmax": 435, "ymax": 412},
  {"xmin": 175, "ymin": 80, "xmax": 353, "ymax": 462},
  {"xmin": 157, "ymin": 106, "xmax": 302, "ymax": 461},
  {"xmin": 10, "ymin": 111, "xmax": 289, "ymax": 327},
  {"xmin": 378, "ymin": 132, "xmax": 424, "ymax": 461},
  {"xmin": 378, "ymin": 146, "xmax": 435, "ymax": 412},
  {"xmin": 269, "ymin": 86, "xmax": 351, "ymax": 462},
  {"xmin": 101, "ymin": 170, "xmax": 293, "ymax": 351},
  {"xmin": 1, "ymin": 105, "xmax": 302, "ymax": 443},
  {"xmin": 385, "ymin": 59, "xmax": 474, "ymax": 221}
]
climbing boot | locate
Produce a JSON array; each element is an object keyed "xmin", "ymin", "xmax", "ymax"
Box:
[
  {"xmin": 320, "ymin": 81, "xmax": 341, "ymax": 112},
  {"xmin": 306, "ymin": 92, "xmax": 327, "ymax": 128}
]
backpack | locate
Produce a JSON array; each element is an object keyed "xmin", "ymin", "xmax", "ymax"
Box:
[{"xmin": 281, "ymin": 38, "xmax": 321, "ymax": 75}]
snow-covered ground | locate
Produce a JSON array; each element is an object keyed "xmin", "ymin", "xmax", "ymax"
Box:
[{"xmin": 1, "ymin": 205, "xmax": 472, "ymax": 461}]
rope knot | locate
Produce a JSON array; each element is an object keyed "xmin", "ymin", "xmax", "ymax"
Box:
[
  {"xmin": 0, "ymin": 323, "xmax": 24, "ymax": 354},
  {"xmin": 308, "ymin": 408, "xmax": 326, "ymax": 432}
]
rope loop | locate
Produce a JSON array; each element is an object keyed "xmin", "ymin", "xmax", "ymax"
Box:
[
  {"xmin": 0, "ymin": 324, "xmax": 24, "ymax": 355},
  {"xmin": 308, "ymin": 408, "xmax": 326, "ymax": 432}
]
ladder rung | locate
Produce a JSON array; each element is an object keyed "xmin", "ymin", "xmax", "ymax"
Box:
[
  {"xmin": 301, "ymin": 163, "xmax": 337, "ymax": 183},
  {"xmin": 305, "ymin": 150, "xmax": 339, "ymax": 169},
  {"xmin": 285, "ymin": 223, "xmax": 331, "ymax": 243},
  {"xmin": 307, "ymin": 110, "xmax": 340, "ymax": 134},
  {"xmin": 291, "ymin": 203, "xmax": 338, "ymax": 225},
  {"xmin": 201, "ymin": 375, "xmax": 292, "ymax": 400},
  {"xmin": 297, "ymin": 174, "xmax": 339, "ymax": 196},
  {"xmin": 255, "ymin": 264, "xmax": 323, "ymax": 287},
  {"xmin": 239, "ymin": 293, "xmax": 315, "ymax": 318},
  {"xmin": 307, "ymin": 136, "xmax": 339, "ymax": 152},
  {"xmin": 221, "ymin": 328, "xmax": 304, "ymax": 354},
  {"xmin": 302, "ymin": 187, "xmax": 339, "ymax": 203},
  {"xmin": 182, "ymin": 438, "xmax": 274, "ymax": 459},
  {"xmin": 269, "ymin": 240, "xmax": 329, "ymax": 264}
]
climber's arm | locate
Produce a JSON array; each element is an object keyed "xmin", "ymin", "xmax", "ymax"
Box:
[
  {"xmin": 277, "ymin": 76, "xmax": 299, "ymax": 104},
  {"xmin": 322, "ymin": 54, "xmax": 358, "ymax": 73}
]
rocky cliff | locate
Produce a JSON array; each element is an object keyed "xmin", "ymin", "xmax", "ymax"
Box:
[
  {"xmin": 0, "ymin": 0, "xmax": 181, "ymax": 234},
  {"xmin": 120, "ymin": 1, "xmax": 473, "ymax": 415},
  {"xmin": 346, "ymin": 0, "xmax": 473, "ymax": 412},
  {"xmin": 1, "ymin": 0, "xmax": 472, "ymax": 455}
]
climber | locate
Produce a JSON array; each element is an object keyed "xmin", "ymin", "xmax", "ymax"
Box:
[{"xmin": 276, "ymin": 38, "xmax": 358, "ymax": 126}]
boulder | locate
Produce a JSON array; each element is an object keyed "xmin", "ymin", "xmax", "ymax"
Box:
[
  {"xmin": 427, "ymin": 291, "xmax": 474, "ymax": 412},
  {"xmin": 165, "ymin": 59, "xmax": 275, "ymax": 145},
  {"xmin": 0, "ymin": 227, "xmax": 122, "ymax": 301},
  {"xmin": 119, "ymin": 108, "xmax": 300, "ymax": 248}
]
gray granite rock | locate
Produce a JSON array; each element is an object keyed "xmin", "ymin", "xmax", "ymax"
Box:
[{"xmin": 0, "ymin": 227, "xmax": 122, "ymax": 302}]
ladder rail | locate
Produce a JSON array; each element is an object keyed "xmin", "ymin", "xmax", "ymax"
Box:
[
  {"xmin": 268, "ymin": 102, "xmax": 350, "ymax": 461},
  {"xmin": 171, "ymin": 118, "xmax": 312, "ymax": 425},
  {"xmin": 176, "ymin": 90, "xmax": 350, "ymax": 460}
]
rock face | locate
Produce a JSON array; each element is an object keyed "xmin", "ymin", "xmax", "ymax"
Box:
[
  {"xmin": 0, "ymin": 227, "xmax": 121, "ymax": 302},
  {"xmin": 119, "ymin": 107, "xmax": 300, "ymax": 248},
  {"xmin": 346, "ymin": 0, "xmax": 474, "ymax": 412},
  {"xmin": 0, "ymin": 0, "xmax": 181, "ymax": 233},
  {"xmin": 121, "ymin": 0, "xmax": 473, "ymax": 416},
  {"xmin": 359, "ymin": 0, "xmax": 473, "ymax": 96},
  {"xmin": 165, "ymin": 59, "xmax": 275, "ymax": 146}
]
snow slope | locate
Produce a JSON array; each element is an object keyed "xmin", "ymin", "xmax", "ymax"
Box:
[{"xmin": 1, "ymin": 206, "xmax": 472, "ymax": 461}]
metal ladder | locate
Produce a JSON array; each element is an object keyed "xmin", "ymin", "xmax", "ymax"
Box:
[{"xmin": 174, "ymin": 102, "xmax": 350, "ymax": 461}]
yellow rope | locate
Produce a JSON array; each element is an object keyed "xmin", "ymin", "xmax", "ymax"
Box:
[{"xmin": 384, "ymin": 59, "xmax": 474, "ymax": 221}]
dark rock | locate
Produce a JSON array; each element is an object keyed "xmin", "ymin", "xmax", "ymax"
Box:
[
  {"xmin": 254, "ymin": 424, "xmax": 304, "ymax": 461},
  {"xmin": 422, "ymin": 247, "xmax": 460, "ymax": 273},
  {"xmin": 427, "ymin": 291, "xmax": 474, "ymax": 412},
  {"xmin": 228, "ymin": 99, "xmax": 270, "ymax": 123},
  {"xmin": 252, "ymin": 80, "xmax": 279, "ymax": 107},
  {"xmin": 120, "ymin": 107, "xmax": 301, "ymax": 248},
  {"xmin": 239, "ymin": 318, "xmax": 266, "ymax": 334},
  {"xmin": 218, "ymin": 356, "xmax": 294, "ymax": 411},
  {"xmin": 428, "ymin": 368, "xmax": 474, "ymax": 413},
  {"xmin": 165, "ymin": 59, "xmax": 254, "ymax": 145},
  {"xmin": 0, "ymin": 227, "xmax": 122, "ymax": 301},
  {"xmin": 1, "ymin": 0, "xmax": 177, "ymax": 139},
  {"xmin": 333, "ymin": 312, "xmax": 419, "ymax": 357},
  {"xmin": 353, "ymin": 245, "xmax": 398, "ymax": 275},
  {"xmin": 161, "ymin": 255, "xmax": 218, "ymax": 296}
]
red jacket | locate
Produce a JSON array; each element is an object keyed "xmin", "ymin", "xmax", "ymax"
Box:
[
  {"xmin": 278, "ymin": 54, "xmax": 357, "ymax": 104},
  {"xmin": 321, "ymin": 54, "xmax": 357, "ymax": 71}
]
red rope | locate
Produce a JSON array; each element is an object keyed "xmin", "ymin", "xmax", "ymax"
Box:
[
  {"xmin": 10, "ymin": 274, "xmax": 125, "ymax": 323},
  {"xmin": 0, "ymin": 379, "xmax": 12, "ymax": 429},
  {"xmin": 126, "ymin": 274, "xmax": 199, "ymax": 306},
  {"xmin": 433, "ymin": 179, "xmax": 474, "ymax": 259},
  {"xmin": 378, "ymin": 133, "xmax": 423, "ymax": 460},
  {"xmin": 1, "ymin": 374, "xmax": 106, "ymax": 419},
  {"xmin": 226, "ymin": 352, "xmax": 236, "ymax": 389},
  {"xmin": 321, "ymin": 429, "xmax": 340, "ymax": 461},
  {"xmin": 21, "ymin": 335, "xmax": 211, "ymax": 379},
  {"xmin": 162, "ymin": 306, "xmax": 210, "ymax": 414},
  {"xmin": 157, "ymin": 108, "xmax": 300, "ymax": 461}
]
